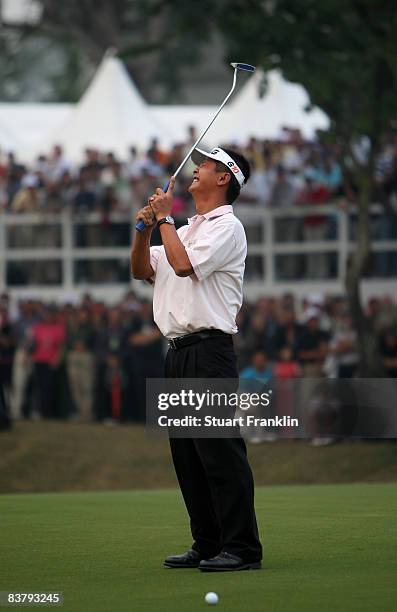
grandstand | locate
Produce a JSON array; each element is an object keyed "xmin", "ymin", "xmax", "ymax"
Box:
[{"xmin": 1, "ymin": 202, "xmax": 397, "ymax": 303}]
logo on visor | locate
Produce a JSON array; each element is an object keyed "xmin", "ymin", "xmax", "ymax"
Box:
[
  {"xmin": 227, "ymin": 162, "xmax": 240, "ymax": 174},
  {"xmin": 211, "ymin": 149, "xmax": 220, "ymax": 155}
]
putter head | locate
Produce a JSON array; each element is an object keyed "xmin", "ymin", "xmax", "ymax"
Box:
[{"xmin": 230, "ymin": 62, "xmax": 256, "ymax": 72}]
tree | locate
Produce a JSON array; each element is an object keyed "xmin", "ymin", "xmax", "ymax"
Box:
[
  {"xmin": 0, "ymin": 0, "xmax": 215, "ymax": 102},
  {"xmin": 213, "ymin": 0, "xmax": 397, "ymax": 375}
]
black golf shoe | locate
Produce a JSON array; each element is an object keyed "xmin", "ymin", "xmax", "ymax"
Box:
[
  {"xmin": 164, "ymin": 549, "xmax": 205, "ymax": 568},
  {"xmin": 199, "ymin": 551, "xmax": 262, "ymax": 572}
]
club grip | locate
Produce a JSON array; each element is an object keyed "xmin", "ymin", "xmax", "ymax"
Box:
[
  {"xmin": 135, "ymin": 219, "xmax": 146, "ymax": 232},
  {"xmin": 135, "ymin": 180, "xmax": 170, "ymax": 232}
]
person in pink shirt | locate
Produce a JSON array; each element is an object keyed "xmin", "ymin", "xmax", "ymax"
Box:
[
  {"xmin": 274, "ymin": 345, "xmax": 301, "ymax": 380},
  {"xmin": 31, "ymin": 306, "xmax": 65, "ymax": 418},
  {"xmin": 273, "ymin": 346, "xmax": 301, "ymax": 437}
]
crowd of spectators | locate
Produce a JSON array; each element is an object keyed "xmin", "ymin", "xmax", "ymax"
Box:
[
  {"xmin": 2, "ymin": 127, "xmax": 397, "ymax": 219},
  {"xmin": 1, "ymin": 290, "xmax": 396, "ymax": 431},
  {"xmin": 2, "ymin": 128, "xmax": 397, "ymax": 214},
  {"xmin": 0, "ymin": 134, "xmax": 341, "ymax": 226},
  {"xmin": 2, "ymin": 128, "xmax": 397, "ymax": 283}
]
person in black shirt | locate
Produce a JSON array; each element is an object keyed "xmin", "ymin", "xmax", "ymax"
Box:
[
  {"xmin": 295, "ymin": 309, "xmax": 330, "ymax": 442},
  {"xmin": 296, "ymin": 309, "xmax": 329, "ymax": 377},
  {"xmin": 273, "ymin": 307, "xmax": 303, "ymax": 359}
]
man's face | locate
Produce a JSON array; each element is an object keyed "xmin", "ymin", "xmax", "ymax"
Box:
[
  {"xmin": 252, "ymin": 351, "xmax": 267, "ymax": 371},
  {"xmin": 188, "ymin": 158, "xmax": 229, "ymax": 196}
]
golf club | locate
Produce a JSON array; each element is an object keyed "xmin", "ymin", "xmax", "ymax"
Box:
[{"xmin": 135, "ymin": 62, "xmax": 256, "ymax": 232}]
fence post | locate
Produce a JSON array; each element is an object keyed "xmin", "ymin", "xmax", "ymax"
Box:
[
  {"xmin": 264, "ymin": 208, "xmax": 274, "ymax": 286},
  {"xmin": 62, "ymin": 211, "xmax": 73, "ymax": 290}
]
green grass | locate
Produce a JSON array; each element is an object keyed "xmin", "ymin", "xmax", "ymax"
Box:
[{"xmin": 1, "ymin": 484, "xmax": 396, "ymax": 611}]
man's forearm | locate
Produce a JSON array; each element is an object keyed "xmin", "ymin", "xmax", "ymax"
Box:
[
  {"xmin": 131, "ymin": 231, "xmax": 154, "ymax": 279},
  {"xmin": 159, "ymin": 224, "xmax": 193, "ymax": 277}
]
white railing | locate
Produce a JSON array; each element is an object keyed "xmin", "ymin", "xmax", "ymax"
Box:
[{"xmin": 0, "ymin": 203, "xmax": 396, "ymax": 303}]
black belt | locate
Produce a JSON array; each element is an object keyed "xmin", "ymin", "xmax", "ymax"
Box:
[{"xmin": 168, "ymin": 329, "xmax": 229, "ymax": 350}]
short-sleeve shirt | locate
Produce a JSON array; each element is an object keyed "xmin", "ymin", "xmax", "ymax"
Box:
[{"xmin": 149, "ymin": 205, "xmax": 247, "ymax": 338}]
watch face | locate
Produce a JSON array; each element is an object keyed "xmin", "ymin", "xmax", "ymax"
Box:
[{"xmin": 166, "ymin": 215, "xmax": 175, "ymax": 225}]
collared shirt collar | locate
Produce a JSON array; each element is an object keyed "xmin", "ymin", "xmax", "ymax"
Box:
[{"xmin": 187, "ymin": 204, "xmax": 233, "ymax": 225}]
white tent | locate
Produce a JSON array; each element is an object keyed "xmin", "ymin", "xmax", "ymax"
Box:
[
  {"xmin": 203, "ymin": 69, "xmax": 329, "ymax": 144},
  {"xmin": 151, "ymin": 105, "xmax": 217, "ymax": 145},
  {"xmin": 0, "ymin": 63, "xmax": 330, "ymax": 161},
  {"xmin": 26, "ymin": 51, "xmax": 173, "ymax": 162},
  {"xmin": 0, "ymin": 103, "xmax": 72, "ymax": 155}
]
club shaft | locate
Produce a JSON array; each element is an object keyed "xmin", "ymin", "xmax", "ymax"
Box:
[
  {"xmin": 171, "ymin": 68, "xmax": 238, "ymax": 179},
  {"xmin": 135, "ymin": 67, "xmax": 239, "ymax": 232}
]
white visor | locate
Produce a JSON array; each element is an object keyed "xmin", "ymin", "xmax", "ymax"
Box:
[{"xmin": 191, "ymin": 147, "xmax": 246, "ymax": 189}]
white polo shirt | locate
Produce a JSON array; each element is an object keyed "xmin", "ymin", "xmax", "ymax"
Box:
[{"xmin": 149, "ymin": 204, "xmax": 247, "ymax": 339}]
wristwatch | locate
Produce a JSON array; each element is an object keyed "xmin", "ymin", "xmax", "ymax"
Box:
[{"xmin": 157, "ymin": 215, "xmax": 175, "ymax": 227}]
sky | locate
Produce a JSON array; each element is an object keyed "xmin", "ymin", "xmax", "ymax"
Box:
[{"xmin": 1, "ymin": 0, "xmax": 42, "ymax": 24}]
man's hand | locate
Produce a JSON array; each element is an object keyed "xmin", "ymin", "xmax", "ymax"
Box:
[
  {"xmin": 136, "ymin": 205, "xmax": 155, "ymax": 232},
  {"xmin": 148, "ymin": 177, "xmax": 175, "ymax": 221}
]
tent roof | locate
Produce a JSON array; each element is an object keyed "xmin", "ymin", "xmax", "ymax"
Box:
[
  {"xmin": 28, "ymin": 52, "xmax": 173, "ymax": 161},
  {"xmin": 205, "ymin": 69, "xmax": 329, "ymax": 144},
  {"xmin": 0, "ymin": 104, "xmax": 72, "ymax": 155},
  {"xmin": 0, "ymin": 64, "xmax": 330, "ymax": 162},
  {"xmin": 151, "ymin": 105, "xmax": 217, "ymax": 145}
]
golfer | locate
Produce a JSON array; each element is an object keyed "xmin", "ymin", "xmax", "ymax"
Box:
[{"xmin": 131, "ymin": 146, "xmax": 262, "ymax": 571}]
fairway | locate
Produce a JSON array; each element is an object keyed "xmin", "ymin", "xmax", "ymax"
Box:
[{"xmin": 1, "ymin": 484, "xmax": 396, "ymax": 612}]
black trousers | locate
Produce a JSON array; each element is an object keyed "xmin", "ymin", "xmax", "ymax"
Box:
[
  {"xmin": 165, "ymin": 335, "xmax": 262, "ymax": 562},
  {"xmin": 33, "ymin": 363, "xmax": 57, "ymax": 418}
]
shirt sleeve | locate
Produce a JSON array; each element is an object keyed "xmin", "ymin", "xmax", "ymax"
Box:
[
  {"xmin": 185, "ymin": 220, "xmax": 238, "ymax": 281},
  {"xmin": 143, "ymin": 245, "xmax": 164, "ymax": 285}
]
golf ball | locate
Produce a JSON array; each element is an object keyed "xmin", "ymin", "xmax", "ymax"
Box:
[{"xmin": 205, "ymin": 592, "xmax": 219, "ymax": 605}]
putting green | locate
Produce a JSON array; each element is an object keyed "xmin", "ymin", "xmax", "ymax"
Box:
[{"xmin": 1, "ymin": 484, "xmax": 396, "ymax": 611}]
